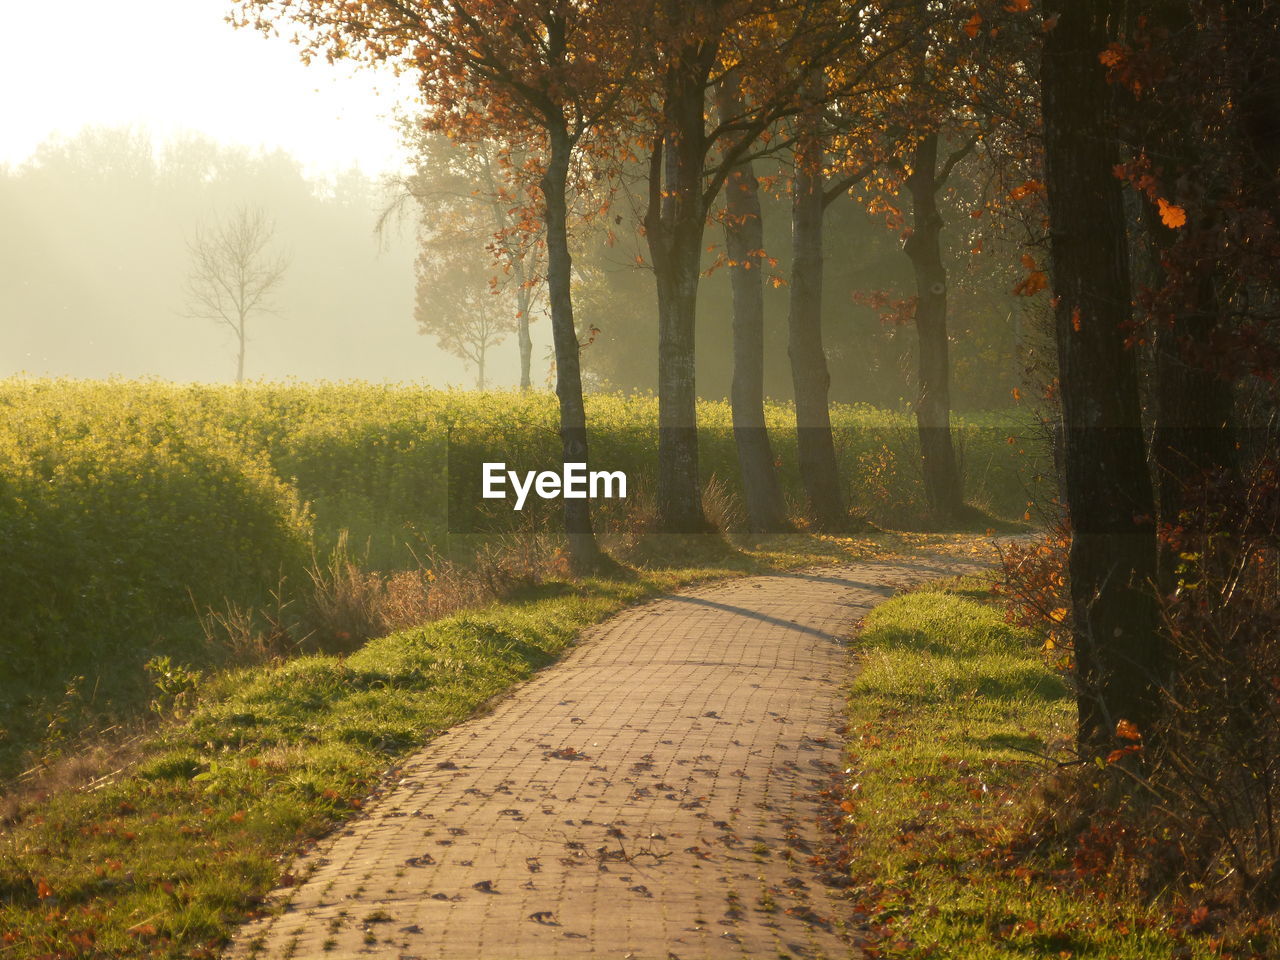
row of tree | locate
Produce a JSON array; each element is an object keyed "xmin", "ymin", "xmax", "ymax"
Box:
[
  {"xmin": 1040, "ymin": 0, "xmax": 1279, "ymax": 758},
  {"xmin": 233, "ymin": 0, "xmax": 1280, "ymax": 773},
  {"xmin": 407, "ymin": 134, "xmax": 1028, "ymax": 409},
  {"xmin": 233, "ymin": 0, "xmax": 1022, "ymax": 559}
]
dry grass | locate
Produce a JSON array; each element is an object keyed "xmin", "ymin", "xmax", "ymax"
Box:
[
  {"xmin": 194, "ymin": 527, "xmax": 567, "ymax": 664},
  {"xmin": 700, "ymin": 473, "xmax": 746, "ymax": 532},
  {"xmin": 1, "ymin": 726, "xmax": 150, "ymax": 827}
]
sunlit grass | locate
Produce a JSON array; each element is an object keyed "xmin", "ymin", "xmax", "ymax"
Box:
[
  {"xmin": 0, "ymin": 531, "xmax": 979, "ymax": 959},
  {"xmin": 842, "ymin": 583, "xmax": 1225, "ymax": 958}
]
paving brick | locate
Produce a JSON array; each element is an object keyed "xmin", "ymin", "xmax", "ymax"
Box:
[{"xmin": 224, "ymin": 556, "xmax": 983, "ymax": 959}]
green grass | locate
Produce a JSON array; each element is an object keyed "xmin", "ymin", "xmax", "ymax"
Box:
[
  {"xmin": 840, "ymin": 583, "xmax": 1227, "ymax": 959},
  {"xmin": 0, "ymin": 378, "xmax": 1047, "ymax": 781},
  {"xmin": 0, "ymin": 532, "xmax": 977, "ymax": 960}
]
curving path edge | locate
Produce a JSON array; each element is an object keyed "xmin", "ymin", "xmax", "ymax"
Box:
[{"xmin": 225, "ymin": 553, "xmax": 988, "ymax": 960}]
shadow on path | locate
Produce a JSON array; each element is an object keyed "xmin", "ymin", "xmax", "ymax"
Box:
[{"xmin": 665, "ymin": 594, "xmax": 848, "ymax": 641}]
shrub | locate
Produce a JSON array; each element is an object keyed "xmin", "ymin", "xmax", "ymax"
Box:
[{"xmin": 0, "ymin": 382, "xmax": 311, "ymax": 775}]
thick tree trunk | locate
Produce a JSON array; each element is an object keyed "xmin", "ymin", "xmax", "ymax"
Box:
[
  {"xmin": 543, "ymin": 124, "xmax": 602, "ymax": 568},
  {"xmin": 1041, "ymin": 0, "xmax": 1163, "ymax": 752},
  {"xmin": 1238, "ymin": 3, "xmax": 1280, "ymax": 211},
  {"xmin": 1135, "ymin": 3, "xmax": 1237, "ymax": 584},
  {"xmin": 649, "ymin": 219, "xmax": 709, "ymax": 532},
  {"xmin": 1150, "ymin": 262, "xmax": 1236, "ymax": 523},
  {"xmin": 788, "ymin": 137, "xmax": 845, "ymax": 530},
  {"xmin": 645, "ymin": 61, "xmax": 712, "ymax": 534},
  {"xmin": 716, "ymin": 81, "xmax": 790, "ymax": 534},
  {"xmin": 904, "ymin": 133, "xmax": 964, "ymax": 522}
]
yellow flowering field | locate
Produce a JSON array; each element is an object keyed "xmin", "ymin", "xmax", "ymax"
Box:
[{"xmin": 0, "ymin": 378, "xmax": 1046, "ymax": 778}]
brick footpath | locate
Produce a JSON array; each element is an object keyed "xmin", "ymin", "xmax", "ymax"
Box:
[{"xmin": 225, "ymin": 555, "xmax": 983, "ymax": 960}]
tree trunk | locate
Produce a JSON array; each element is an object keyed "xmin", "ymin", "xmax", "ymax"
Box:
[
  {"xmin": 236, "ymin": 320, "xmax": 246, "ymax": 384},
  {"xmin": 716, "ymin": 80, "xmax": 790, "ymax": 534},
  {"xmin": 1135, "ymin": 2, "xmax": 1238, "ymax": 586},
  {"xmin": 1149, "ymin": 239, "xmax": 1236, "ymax": 539},
  {"xmin": 650, "ymin": 219, "xmax": 709, "ymax": 532},
  {"xmin": 479, "ymin": 149, "xmax": 535, "ymax": 392},
  {"xmin": 1238, "ymin": 3, "xmax": 1280, "ymax": 212},
  {"xmin": 543, "ymin": 123, "xmax": 602, "ymax": 568},
  {"xmin": 904, "ymin": 133, "xmax": 964, "ymax": 522},
  {"xmin": 788, "ymin": 134, "xmax": 845, "ymax": 530},
  {"xmin": 1041, "ymin": 0, "xmax": 1163, "ymax": 753},
  {"xmin": 516, "ymin": 284, "xmax": 533, "ymax": 391},
  {"xmin": 477, "ymin": 344, "xmax": 486, "ymax": 391},
  {"xmin": 645, "ymin": 62, "xmax": 712, "ymax": 534}
]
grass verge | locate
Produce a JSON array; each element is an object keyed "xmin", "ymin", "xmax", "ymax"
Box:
[
  {"xmin": 0, "ymin": 531, "xmax": 981, "ymax": 959},
  {"xmin": 837, "ymin": 581, "xmax": 1241, "ymax": 959}
]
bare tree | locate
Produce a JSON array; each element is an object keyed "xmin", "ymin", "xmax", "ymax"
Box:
[
  {"xmin": 184, "ymin": 205, "xmax": 289, "ymax": 383},
  {"xmin": 416, "ymin": 255, "xmax": 515, "ymax": 389}
]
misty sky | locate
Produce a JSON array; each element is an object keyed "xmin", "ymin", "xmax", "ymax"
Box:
[
  {"xmin": 0, "ymin": 0, "xmax": 559, "ymax": 387},
  {"xmin": 1, "ymin": 0, "xmax": 412, "ymax": 178}
]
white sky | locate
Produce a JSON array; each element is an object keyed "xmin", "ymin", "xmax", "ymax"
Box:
[{"xmin": 0, "ymin": 0, "xmax": 416, "ymax": 177}]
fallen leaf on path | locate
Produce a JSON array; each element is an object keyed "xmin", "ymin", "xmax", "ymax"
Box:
[{"xmin": 546, "ymin": 746, "xmax": 589, "ymax": 761}]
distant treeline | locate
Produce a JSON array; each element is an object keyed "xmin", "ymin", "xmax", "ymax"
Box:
[{"xmin": 0, "ymin": 127, "xmax": 437, "ymax": 384}]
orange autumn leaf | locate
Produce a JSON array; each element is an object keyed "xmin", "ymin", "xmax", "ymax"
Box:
[
  {"xmin": 1157, "ymin": 197, "xmax": 1187, "ymax": 228},
  {"xmin": 1004, "ymin": 0, "xmax": 1032, "ymax": 9},
  {"xmin": 1116, "ymin": 718, "xmax": 1142, "ymax": 741},
  {"xmin": 964, "ymin": 13, "xmax": 983, "ymax": 38},
  {"xmin": 1009, "ymin": 179, "xmax": 1045, "ymax": 200},
  {"xmin": 36, "ymin": 878, "xmax": 53, "ymax": 900},
  {"xmin": 1071, "ymin": 306, "xmax": 1083, "ymax": 332},
  {"xmin": 1011, "ymin": 387, "xmax": 1022, "ymax": 402},
  {"xmin": 1098, "ymin": 44, "xmax": 1126, "ymax": 68},
  {"xmin": 1014, "ymin": 257, "xmax": 1048, "ymax": 296}
]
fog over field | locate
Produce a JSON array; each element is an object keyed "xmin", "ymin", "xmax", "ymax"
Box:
[
  {"xmin": 0, "ymin": 124, "xmax": 1024, "ymax": 404},
  {"xmin": 0, "ymin": 0, "xmax": 1025, "ymax": 404},
  {"xmin": 0, "ymin": 130, "xmax": 518, "ymax": 386},
  {"xmin": 0, "ymin": 0, "xmax": 534, "ymax": 387}
]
